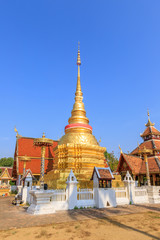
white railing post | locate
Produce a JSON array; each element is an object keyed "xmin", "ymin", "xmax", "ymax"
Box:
[
  {"xmin": 66, "ymin": 169, "xmax": 78, "ymax": 210},
  {"xmin": 123, "ymin": 171, "xmax": 135, "ymax": 204}
]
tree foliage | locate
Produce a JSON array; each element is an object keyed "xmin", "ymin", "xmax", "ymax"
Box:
[
  {"xmin": 0, "ymin": 157, "xmax": 14, "ymax": 167},
  {"xmin": 104, "ymin": 151, "xmax": 119, "ymax": 172}
]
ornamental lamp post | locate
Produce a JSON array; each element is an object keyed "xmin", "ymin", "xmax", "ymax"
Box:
[
  {"xmin": 138, "ymin": 146, "xmax": 152, "ymax": 186},
  {"xmin": 19, "ymin": 155, "xmax": 31, "ymax": 175},
  {"xmin": 34, "ymin": 133, "xmax": 53, "ymax": 189}
]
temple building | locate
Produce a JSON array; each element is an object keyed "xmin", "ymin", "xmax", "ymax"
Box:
[
  {"xmin": 13, "ymin": 136, "xmax": 58, "ymax": 184},
  {"xmin": 13, "ymin": 47, "xmax": 107, "ymax": 188},
  {"xmin": 44, "ymin": 47, "xmax": 107, "ymax": 188},
  {"xmin": 117, "ymin": 112, "xmax": 160, "ymax": 186}
]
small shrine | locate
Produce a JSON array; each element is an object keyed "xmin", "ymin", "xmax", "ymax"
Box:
[
  {"xmin": 91, "ymin": 167, "xmax": 114, "ymax": 188},
  {"xmin": 20, "ymin": 169, "xmax": 35, "ymax": 187},
  {"xmin": 0, "ymin": 167, "xmax": 13, "ymax": 196},
  {"xmin": 13, "ymin": 169, "xmax": 35, "ymax": 205}
]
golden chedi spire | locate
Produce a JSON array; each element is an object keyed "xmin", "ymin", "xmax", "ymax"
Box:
[
  {"xmin": 68, "ymin": 43, "xmax": 89, "ymax": 125},
  {"xmin": 45, "ymin": 44, "xmax": 106, "ymax": 189},
  {"xmin": 58, "ymin": 43, "xmax": 99, "ymax": 146},
  {"xmin": 145, "ymin": 110, "xmax": 155, "ymax": 127}
]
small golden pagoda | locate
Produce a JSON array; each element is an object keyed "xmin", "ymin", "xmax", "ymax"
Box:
[{"xmin": 45, "ymin": 45, "xmax": 106, "ymax": 188}]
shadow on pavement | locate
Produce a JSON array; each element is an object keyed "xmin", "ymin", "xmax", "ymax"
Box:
[{"xmin": 67, "ymin": 207, "xmax": 160, "ymax": 240}]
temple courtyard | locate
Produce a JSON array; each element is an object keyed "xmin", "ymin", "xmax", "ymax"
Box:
[{"xmin": 0, "ymin": 197, "xmax": 159, "ymax": 240}]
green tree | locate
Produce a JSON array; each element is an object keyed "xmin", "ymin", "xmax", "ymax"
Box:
[
  {"xmin": 0, "ymin": 157, "xmax": 14, "ymax": 167},
  {"xmin": 104, "ymin": 151, "xmax": 119, "ymax": 172}
]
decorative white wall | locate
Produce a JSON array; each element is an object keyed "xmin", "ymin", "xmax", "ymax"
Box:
[{"xmin": 25, "ymin": 170, "xmax": 160, "ymax": 215}]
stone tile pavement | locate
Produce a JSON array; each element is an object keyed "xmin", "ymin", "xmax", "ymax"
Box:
[{"xmin": 0, "ymin": 196, "xmax": 160, "ymax": 230}]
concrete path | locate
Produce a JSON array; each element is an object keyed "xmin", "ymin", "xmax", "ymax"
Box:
[{"xmin": 0, "ymin": 196, "xmax": 160, "ymax": 230}]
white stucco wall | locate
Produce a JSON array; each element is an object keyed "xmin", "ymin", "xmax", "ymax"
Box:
[{"xmin": 96, "ymin": 188, "xmax": 117, "ymax": 208}]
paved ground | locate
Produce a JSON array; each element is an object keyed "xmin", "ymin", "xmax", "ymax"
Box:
[{"xmin": 0, "ymin": 196, "xmax": 160, "ymax": 230}]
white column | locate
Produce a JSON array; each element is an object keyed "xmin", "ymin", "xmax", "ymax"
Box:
[
  {"xmin": 66, "ymin": 169, "xmax": 78, "ymax": 210},
  {"xmin": 123, "ymin": 171, "xmax": 135, "ymax": 204}
]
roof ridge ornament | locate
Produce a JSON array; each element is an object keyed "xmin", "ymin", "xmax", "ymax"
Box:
[
  {"xmin": 14, "ymin": 126, "xmax": 22, "ymax": 138},
  {"xmin": 145, "ymin": 110, "xmax": 155, "ymax": 127},
  {"xmin": 119, "ymin": 145, "xmax": 123, "ymax": 154}
]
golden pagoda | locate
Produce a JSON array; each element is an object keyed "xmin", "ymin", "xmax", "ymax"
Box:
[{"xmin": 45, "ymin": 45, "xmax": 106, "ymax": 188}]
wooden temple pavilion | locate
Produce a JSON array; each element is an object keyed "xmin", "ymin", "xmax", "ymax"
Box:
[{"xmin": 117, "ymin": 112, "xmax": 160, "ymax": 186}]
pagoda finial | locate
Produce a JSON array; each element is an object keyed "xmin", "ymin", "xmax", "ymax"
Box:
[
  {"xmin": 77, "ymin": 42, "xmax": 81, "ymax": 66},
  {"xmin": 42, "ymin": 132, "xmax": 45, "ymax": 138},
  {"xmin": 68, "ymin": 44, "xmax": 89, "ymax": 125},
  {"xmin": 145, "ymin": 110, "xmax": 155, "ymax": 127},
  {"xmin": 76, "ymin": 42, "xmax": 82, "ymax": 93}
]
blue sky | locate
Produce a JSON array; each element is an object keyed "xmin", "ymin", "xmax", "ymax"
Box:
[{"xmin": 0, "ymin": 1, "xmax": 160, "ymax": 158}]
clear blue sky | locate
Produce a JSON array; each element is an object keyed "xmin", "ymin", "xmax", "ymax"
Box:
[{"xmin": 0, "ymin": 1, "xmax": 160, "ymax": 158}]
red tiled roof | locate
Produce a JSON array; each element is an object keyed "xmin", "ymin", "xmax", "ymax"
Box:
[
  {"xmin": 14, "ymin": 137, "xmax": 58, "ymax": 175},
  {"xmin": 17, "ymin": 137, "xmax": 57, "ymax": 157},
  {"xmin": 117, "ymin": 153, "xmax": 160, "ymax": 175},
  {"xmin": 91, "ymin": 167, "xmax": 114, "ymax": 180},
  {"xmin": 139, "ymin": 156, "xmax": 160, "ymax": 174},
  {"xmin": 18, "ymin": 158, "xmax": 54, "ymax": 175},
  {"xmin": 121, "ymin": 153, "xmax": 142, "ymax": 174},
  {"xmin": 131, "ymin": 140, "xmax": 154, "ymax": 155},
  {"xmin": 141, "ymin": 126, "xmax": 160, "ymax": 137},
  {"xmin": 98, "ymin": 169, "xmax": 113, "ymax": 179},
  {"xmin": 141, "ymin": 127, "xmax": 151, "ymax": 137},
  {"xmin": 153, "ymin": 140, "xmax": 160, "ymax": 149},
  {"xmin": 131, "ymin": 139, "xmax": 160, "ymax": 155}
]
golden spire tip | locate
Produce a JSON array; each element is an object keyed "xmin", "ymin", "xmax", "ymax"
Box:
[
  {"xmin": 145, "ymin": 109, "xmax": 155, "ymax": 127},
  {"xmin": 77, "ymin": 42, "xmax": 81, "ymax": 66}
]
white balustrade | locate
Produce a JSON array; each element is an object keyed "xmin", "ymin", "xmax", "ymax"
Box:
[
  {"xmin": 51, "ymin": 190, "xmax": 66, "ymax": 201},
  {"xmin": 27, "ymin": 170, "xmax": 160, "ymax": 215},
  {"xmin": 77, "ymin": 189, "xmax": 93, "ymax": 200}
]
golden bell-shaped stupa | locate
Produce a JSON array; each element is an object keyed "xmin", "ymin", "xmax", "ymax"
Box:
[{"xmin": 45, "ymin": 44, "xmax": 106, "ymax": 188}]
